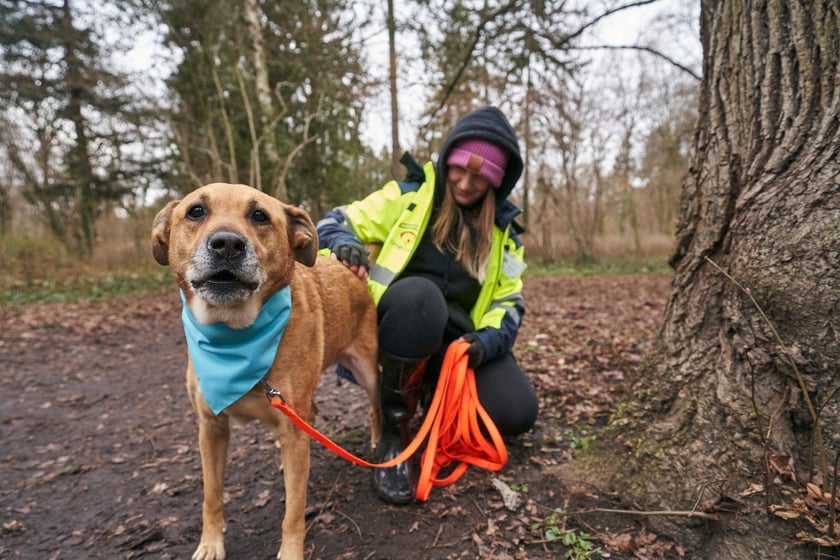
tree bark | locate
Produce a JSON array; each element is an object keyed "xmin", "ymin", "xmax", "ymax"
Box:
[{"xmin": 580, "ymin": 1, "xmax": 840, "ymax": 557}]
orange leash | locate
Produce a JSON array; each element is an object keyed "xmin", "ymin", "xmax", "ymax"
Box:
[
  {"xmin": 265, "ymin": 340, "xmax": 508, "ymax": 501},
  {"xmin": 415, "ymin": 340, "xmax": 508, "ymax": 500}
]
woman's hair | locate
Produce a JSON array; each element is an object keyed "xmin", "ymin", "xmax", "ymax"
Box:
[{"xmin": 432, "ymin": 186, "xmax": 495, "ymax": 282}]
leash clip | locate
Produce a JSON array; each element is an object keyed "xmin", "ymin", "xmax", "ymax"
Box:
[{"xmin": 262, "ymin": 379, "xmax": 286, "ymax": 404}]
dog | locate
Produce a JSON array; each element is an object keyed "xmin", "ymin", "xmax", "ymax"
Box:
[{"xmin": 151, "ymin": 182, "xmax": 381, "ymax": 560}]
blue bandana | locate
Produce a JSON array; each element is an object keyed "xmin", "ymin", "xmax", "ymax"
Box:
[{"xmin": 180, "ymin": 287, "xmax": 292, "ymax": 415}]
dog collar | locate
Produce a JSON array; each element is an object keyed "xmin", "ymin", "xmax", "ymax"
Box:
[{"xmin": 180, "ymin": 287, "xmax": 292, "ymax": 415}]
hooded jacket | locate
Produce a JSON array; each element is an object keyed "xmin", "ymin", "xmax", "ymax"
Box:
[
  {"xmin": 435, "ymin": 106, "xmax": 524, "ymax": 205},
  {"xmin": 317, "ymin": 106, "xmax": 526, "ymax": 363}
]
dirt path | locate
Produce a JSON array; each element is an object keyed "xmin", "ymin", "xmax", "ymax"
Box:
[{"xmin": 0, "ymin": 274, "xmax": 678, "ymax": 559}]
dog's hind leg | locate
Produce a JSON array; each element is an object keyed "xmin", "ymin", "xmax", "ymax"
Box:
[
  {"xmin": 194, "ymin": 413, "xmax": 231, "ymax": 560},
  {"xmin": 339, "ymin": 345, "xmax": 381, "ymax": 450}
]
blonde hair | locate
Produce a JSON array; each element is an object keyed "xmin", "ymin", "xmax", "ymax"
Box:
[{"xmin": 431, "ymin": 187, "xmax": 495, "ymax": 282}]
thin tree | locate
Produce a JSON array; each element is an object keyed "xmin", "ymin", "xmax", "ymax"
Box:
[
  {"xmin": 386, "ymin": 0, "xmax": 401, "ymax": 179},
  {"xmin": 0, "ymin": 0, "xmax": 162, "ymax": 256},
  {"xmin": 157, "ymin": 0, "xmax": 376, "ymax": 207}
]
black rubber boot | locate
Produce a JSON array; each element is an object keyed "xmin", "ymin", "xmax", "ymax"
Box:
[{"xmin": 373, "ymin": 352, "xmax": 427, "ymax": 505}]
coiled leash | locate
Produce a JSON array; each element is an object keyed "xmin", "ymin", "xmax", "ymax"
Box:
[{"xmin": 264, "ymin": 340, "xmax": 508, "ymax": 501}]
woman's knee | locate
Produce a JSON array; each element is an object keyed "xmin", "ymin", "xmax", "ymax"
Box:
[
  {"xmin": 378, "ymin": 277, "xmax": 448, "ymax": 359},
  {"xmin": 491, "ymin": 392, "xmax": 538, "ymax": 436},
  {"xmin": 475, "ymin": 356, "xmax": 538, "ymax": 437}
]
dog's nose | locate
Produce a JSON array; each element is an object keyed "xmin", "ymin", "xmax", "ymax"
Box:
[{"xmin": 208, "ymin": 231, "xmax": 246, "ymax": 260}]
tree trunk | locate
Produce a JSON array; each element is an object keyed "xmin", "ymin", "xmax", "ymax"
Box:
[
  {"xmin": 387, "ymin": 0, "xmax": 401, "ymax": 179},
  {"xmin": 243, "ymin": 0, "xmax": 285, "ymax": 198},
  {"xmin": 522, "ymin": 62, "xmax": 532, "ymax": 229},
  {"xmin": 61, "ymin": 0, "xmax": 96, "ymax": 257},
  {"xmin": 580, "ymin": 2, "xmax": 840, "ymax": 557}
]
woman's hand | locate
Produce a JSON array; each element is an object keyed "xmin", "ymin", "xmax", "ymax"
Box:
[
  {"xmin": 459, "ymin": 332, "xmax": 486, "ymax": 369},
  {"xmin": 332, "ymin": 245, "xmax": 369, "ymax": 280}
]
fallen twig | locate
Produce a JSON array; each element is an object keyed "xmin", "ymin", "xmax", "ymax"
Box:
[
  {"xmin": 334, "ymin": 509, "xmax": 362, "ymax": 538},
  {"xmin": 532, "ymin": 499, "xmax": 721, "ymax": 521},
  {"xmin": 573, "ymin": 507, "xmax": 720, "ymax": 521},
  {"xmin": 431, "ymin": 523, "xmax": 444, "ymax": 547}
]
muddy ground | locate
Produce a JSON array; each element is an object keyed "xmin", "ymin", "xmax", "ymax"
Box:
[{"xmin": 1, "ymin": 273, "xmax": 686, "ymax": 559}]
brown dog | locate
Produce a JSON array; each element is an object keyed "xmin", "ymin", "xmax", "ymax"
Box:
[{"xmin": 151, "ymin": 183, "xmax": 380, "ymax": 560}]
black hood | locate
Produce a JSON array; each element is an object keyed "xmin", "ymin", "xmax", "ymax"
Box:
[{"xmin": 434, "ymin": 106, "xmax": 523, "ymax": 203}]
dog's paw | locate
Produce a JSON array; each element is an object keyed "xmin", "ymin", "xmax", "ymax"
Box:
[{"xmin": 192, "ymin": 539, "xmax": 225, "ymax": 560}]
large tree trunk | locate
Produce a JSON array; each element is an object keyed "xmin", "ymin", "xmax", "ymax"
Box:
[{"xmin": 581, "ymin": 2, "xmax": 840, "ymax": 558}]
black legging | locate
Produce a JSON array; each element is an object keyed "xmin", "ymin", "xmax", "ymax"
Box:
[{"xmin": 378, "ymin": 277, "xmax": 538, "ymax": 437}]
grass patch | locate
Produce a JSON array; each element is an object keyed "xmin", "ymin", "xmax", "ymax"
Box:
[
  {"xmin": 2, "ymin": 269, "xmax": 172, "ymax": 306},
  {"xmin": 2, "ymin": 239, "xmax": 671, "ymax": 305},
  {"xmin": 525, "ymin": 255, "xmax": 672, "ymax": 277},
  {"xmin": 2, "ymin": 235, "xmax": 174, "ymax": 305}
]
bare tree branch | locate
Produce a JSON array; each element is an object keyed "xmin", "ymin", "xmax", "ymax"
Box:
[
  {"xmin": 574, "ymin": 44, "xmax": 701, "ymax": 80},
  {"xmin": 423, "ymin": 0, "xmax": 678, "ymax": 130},
  {"xmin": 566, "ymin": 0, "xmax": 662, "ymax": 42},
  {"xmin": 422, "ymin": 0, "xmax": 519, "ymax": 131}
]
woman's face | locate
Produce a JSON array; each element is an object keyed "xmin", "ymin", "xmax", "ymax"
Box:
[{"xmin": 447, "ymin": 165, "xmax": 492, "ymax": 207}]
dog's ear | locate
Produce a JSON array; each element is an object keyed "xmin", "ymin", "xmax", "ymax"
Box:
[
  {"xmin": 151, "ymin": 200, "xmax": 180, "ymax": 266},
  {"xmin": 284, "ymin": 205, "xmax": 318, "ymax": 267}
]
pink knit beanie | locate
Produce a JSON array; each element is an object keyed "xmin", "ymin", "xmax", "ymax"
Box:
[{"xmin": 446, "ymin": 139, "xmax": 509, "ymax": 188}]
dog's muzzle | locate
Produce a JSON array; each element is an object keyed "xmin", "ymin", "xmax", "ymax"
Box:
[{"xmin": 188, "ymin": 230, "xmax": 264, "ymax": 305}]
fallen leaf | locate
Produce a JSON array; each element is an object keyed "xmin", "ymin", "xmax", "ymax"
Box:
[
  {"xmin": 253, "ymin": 489, "xmax": 270, "ymax": 507},
  {"xmin": 491, "ymin": 478, "xmax": 522, "ymax": 511}
]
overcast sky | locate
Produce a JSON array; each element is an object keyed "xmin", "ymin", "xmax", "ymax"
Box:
[{"xmin": 110, "ymin": 0, "xmax": 701, "ymax": 157}]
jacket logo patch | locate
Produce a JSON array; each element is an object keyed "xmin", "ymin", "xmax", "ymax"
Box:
[
  {"xmin": 399, "ymin": 230, "xmax": 417, "ymax": 248},
  {"xmin": 467, "ymin": 154, "xmax": 484, "ymax": 172}
]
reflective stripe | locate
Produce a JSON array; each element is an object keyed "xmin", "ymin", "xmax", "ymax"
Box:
[
  {"xmin": 490, "ymin": 293, "xmax": 524, "ymax": 308},
  {"xmin": 315, "ymin": 216, "xmax": 340, "ymax": 229},
  {"xmin": 320, "ymin": 205, "xmax": 351, "ymax": 222},
  {"xmin": 494, "ymin": 302, "xmax": 522, "ymax": 326},
  {"xmin": 481, "ymin": 301, "xmax": 521, "ymax": 330},
  {"xmin": 369, "ymin": 265, "xmax": 397, "ymax": 287}
]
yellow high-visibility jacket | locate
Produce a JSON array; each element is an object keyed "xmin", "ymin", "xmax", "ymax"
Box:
[{"xmin": 317, "ymin": 158, "xmax": 526, "ymax": 361}]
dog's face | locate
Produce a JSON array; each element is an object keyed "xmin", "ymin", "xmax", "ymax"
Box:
[{"xmin": 152, "ymin": 183, "xmax": 317, "ymax": 326}]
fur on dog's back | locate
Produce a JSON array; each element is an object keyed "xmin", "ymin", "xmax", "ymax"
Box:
[{"xmin": 290, "ymin": 256, "xmax": 377, "ymax": 364}]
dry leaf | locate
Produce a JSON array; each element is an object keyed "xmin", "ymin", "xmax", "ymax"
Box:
[
  {"xmin": 491, "ymin": 478, "xmax": 522, "ymax": 511},
  {"xmin": 600, "ymin": 532, "xmax": 634, "ymax": 550},
  {"xmin": 253, "ymin": 489, "xmax": 270, "ymax": 507},
  {"xmin": 769, "ymin": 505, "xmax": 801, "ymax": 520}
]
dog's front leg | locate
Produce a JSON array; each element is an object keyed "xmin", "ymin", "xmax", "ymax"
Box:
[
  {"xmin": 194, "ymin": 413, "xmax": 231, "ymax": 560},
  {"xmin": 277, "ymin": 425, "xmax": 310, "ymax": 560}
]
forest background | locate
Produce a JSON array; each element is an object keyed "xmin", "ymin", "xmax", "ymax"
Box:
[
  {"xmin": 5, "ymin": 3, "xmax": 840, "ymax": 558},
  {"xmin": 0, "ymin": 0, "xmax": 701, "ymax": 295}
]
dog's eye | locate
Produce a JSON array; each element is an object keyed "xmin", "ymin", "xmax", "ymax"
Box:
[
  {"xmin": 187, "ymin": 205, "xmax": 206, "ymax": 221},
  {"xmin": 250, "ymin": 209, "xmax": 270, "ymax": 224}
]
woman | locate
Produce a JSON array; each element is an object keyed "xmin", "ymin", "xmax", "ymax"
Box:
[{"xmin": 317, "ymin": 106, "xmax": 538, "ymax": 504}]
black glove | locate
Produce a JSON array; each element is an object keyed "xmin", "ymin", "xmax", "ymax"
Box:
[
  {"xmin": 461, "ymin": 332, "xmax": 485, "ymax": 370},
  {"xmin": 335, "ymin": 244, "xmax": 368, "ymax": 268}
]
